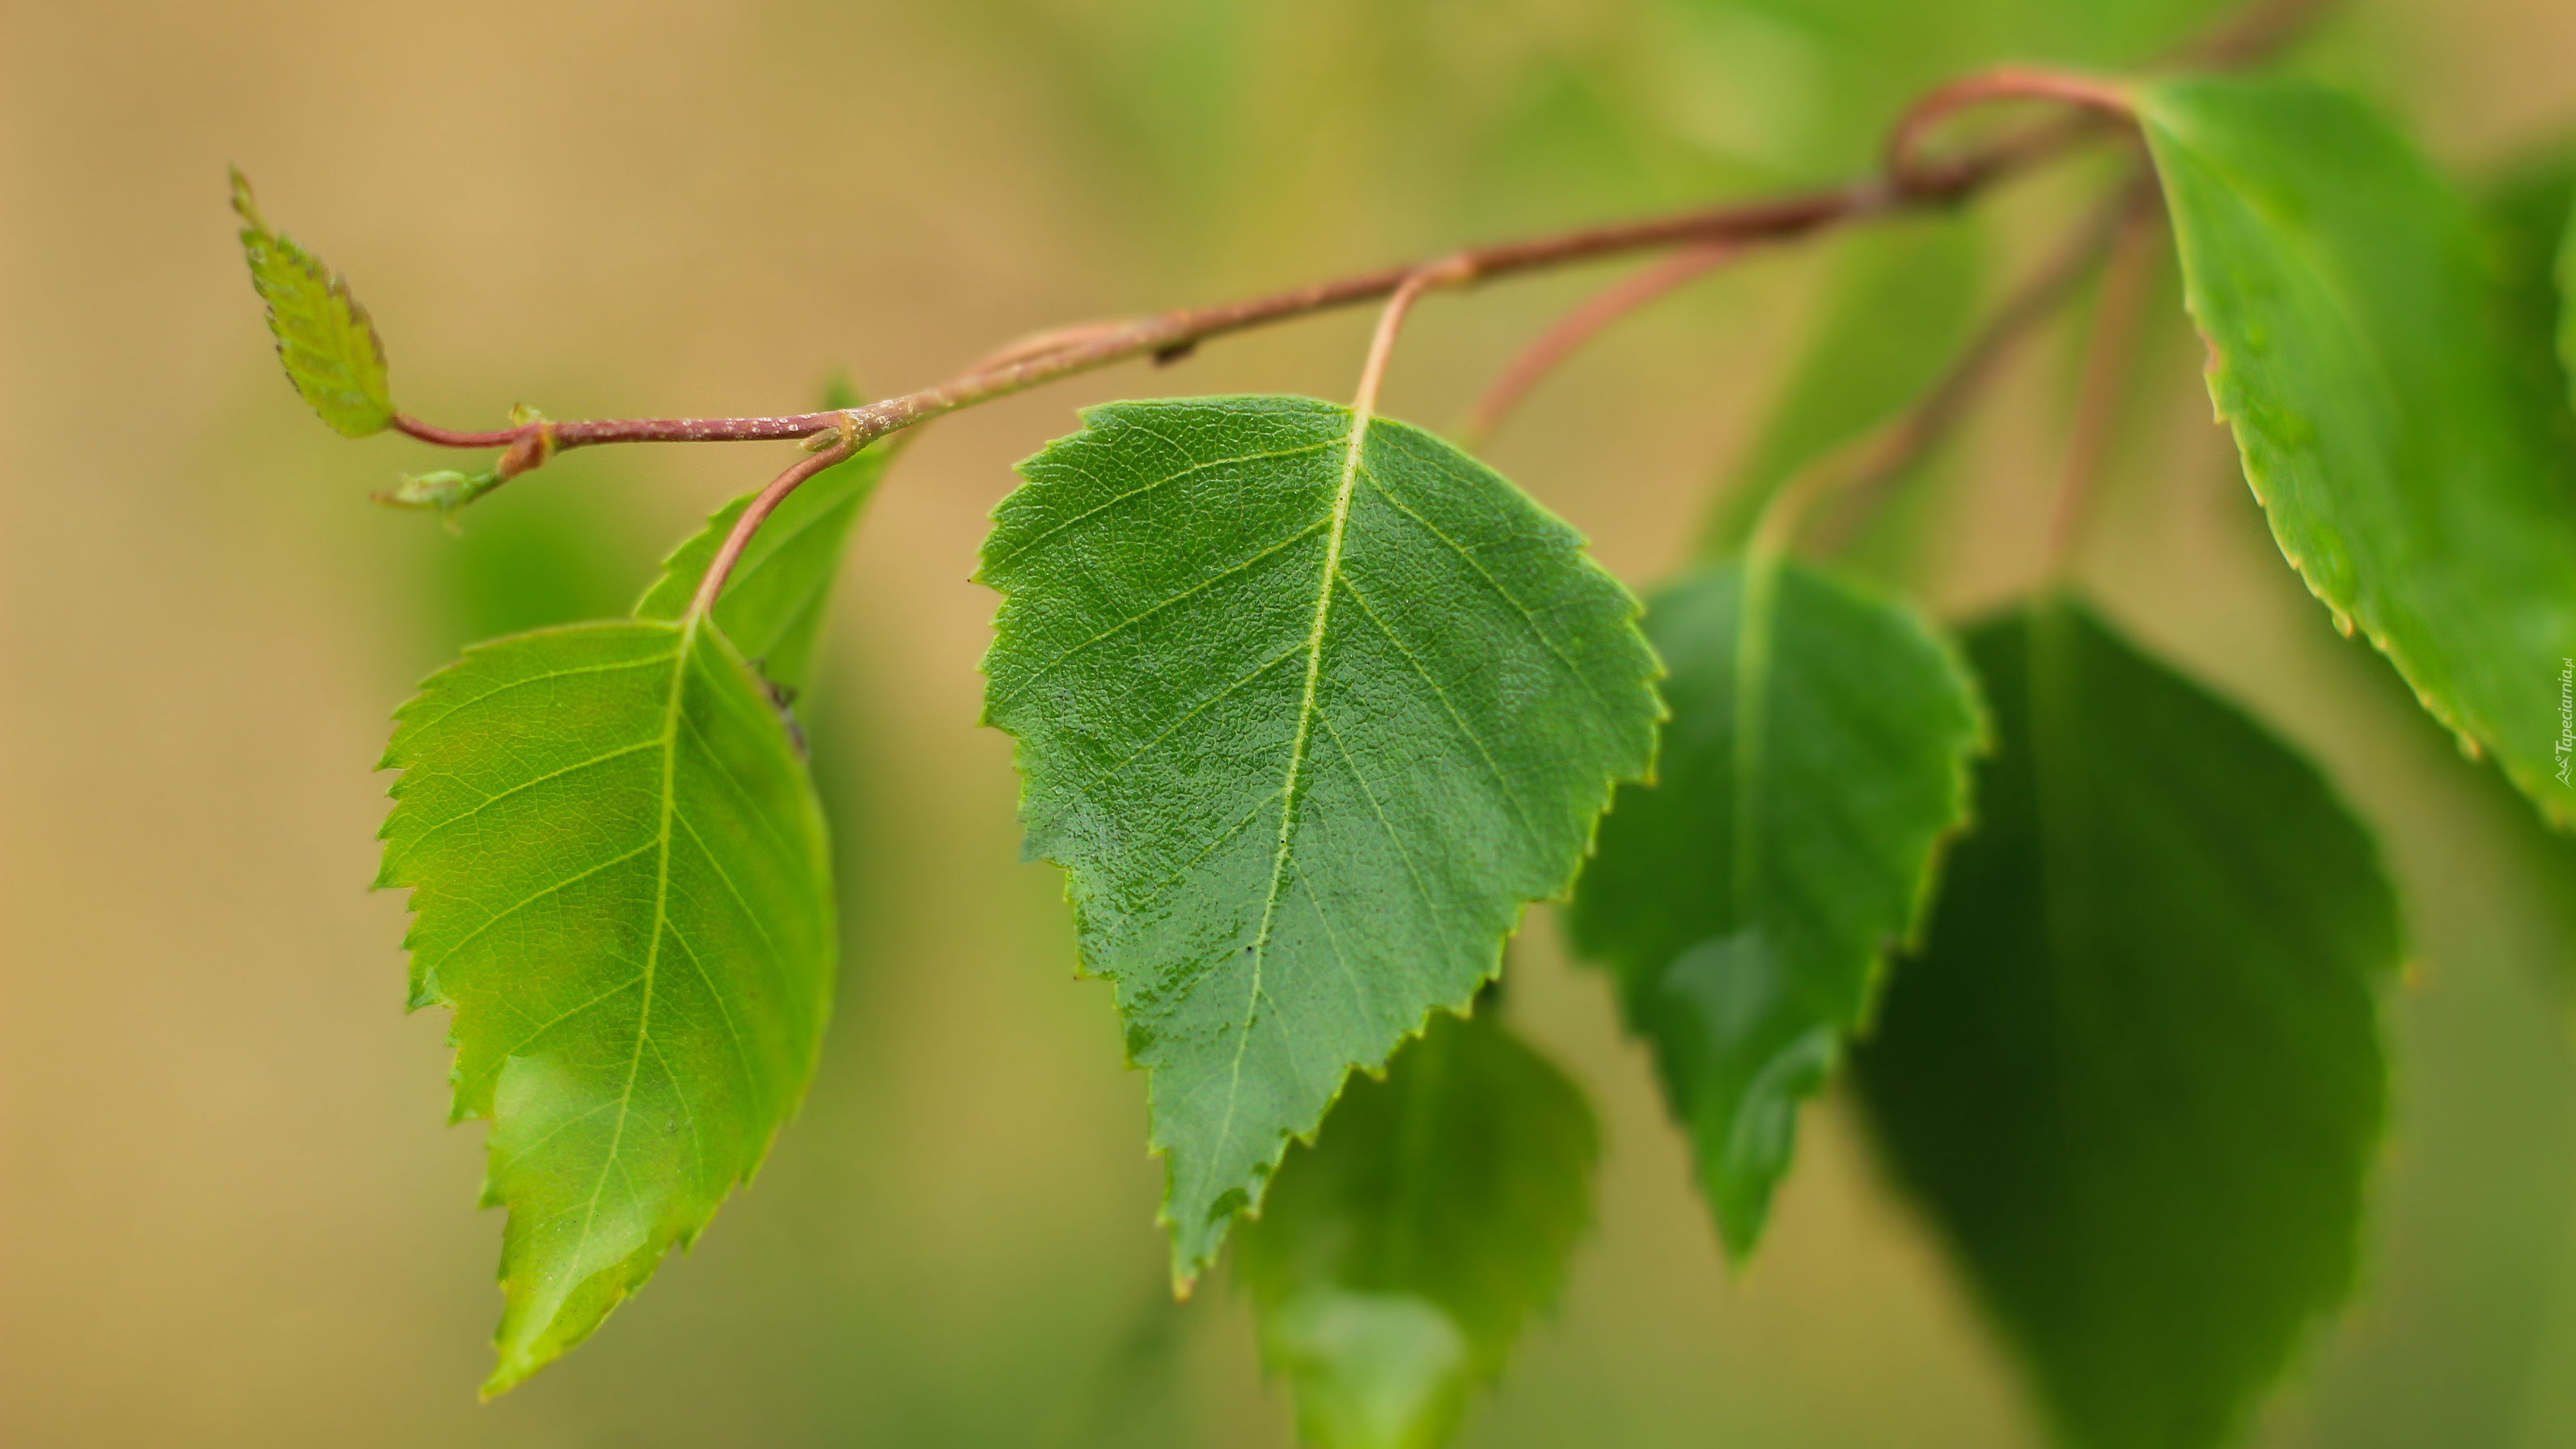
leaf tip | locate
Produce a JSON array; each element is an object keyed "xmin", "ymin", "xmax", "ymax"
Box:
[{"xmin": 227, "ymin": 164, "xmax": 265, "ymax": 233}]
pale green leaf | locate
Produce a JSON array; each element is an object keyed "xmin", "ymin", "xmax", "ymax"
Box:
[
  {"xmin": 977, "ymin": 396, "xmax": 1660, "ymax": 1284},
  {"xmin": 2137, "ymin": 77, "xmax": 2576, "ymax": 824},
  {"xmin": 230, "ymin": 167, "xmax": 393, "ymax": 437},
  {"xmin": 635, "ymin": 425, "xmax": 908, "ymax": 699},
  {"xmin": 1701, "ymin": 217, "xmax": 1985, "ymax": 553},
  {"xmin": 1239, "ymin": 1010, "xmax": 1595, "ymax": 1449},
  {"xmin": 1569, "ymin": 555, "xmax": 1981, "ymax": 1256},
  {"xmin": 378, "ymin": 616, "xmax": 835, "ymax": 1393},
  {"xmin": 1854, "ymin": 599, "xmax": 2397, "ymax": 1449}
]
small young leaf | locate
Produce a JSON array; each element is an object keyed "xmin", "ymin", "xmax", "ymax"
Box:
[
  {"xmin": 1853, "ymin": 599, "xmax": 2398, "ymax": 1449},
  {"xmin": 2136, "ymin": 78, "xmax": 2576, "ymax": 824},
  {"xmin": 1701, "ymin": 218, "xmax": 1985, "ymax": 553},
  {"xmin": 978, "ymin": 396, "xmax": 1660, "ymax": 1286},
  {"xmin": 379, "ymin": 617, "xmax": 836, "ymax": 1393},
  {"xmin": 635, "ymin": 418, "xmax": 909, "ymax": 699},
  {"xmin": 1568, "ymin": 555, "xmax": 1981, "ymax": 1257},
  {"xmin": 230, "ymin": 167, "xmax": 394, "ymax": 437},
  {"xmin": 1239, "ymin": 1010, "xmax": 1595, "ymax": 1449}
]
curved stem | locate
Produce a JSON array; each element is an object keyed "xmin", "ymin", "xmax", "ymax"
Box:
[
  {"xmin": 1457, "ymin": 242, "xmax": 1741, "ymax": 450},
  {"xmin": 1354, "ymin": 258, "xmax": 1471, "ymax": 420},
  {"xmin": 1888, "ymin": 68, "xmax": 2138, "ymax": 199},
  {"xmin": 389, "ymin": 74, "xmax": 2139, "ymax": 485},
  {"xmin": 388, "ymin": 177, "xmax": 2002, "ymax": 469},
  {"xmin": 687, "ymin": 442, "xmax": 858, "ymax": 620}
]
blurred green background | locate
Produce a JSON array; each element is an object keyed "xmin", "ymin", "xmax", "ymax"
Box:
[{"xmin": 6, "ymin": 0, "xmax": 2576, "ymax": 1443}]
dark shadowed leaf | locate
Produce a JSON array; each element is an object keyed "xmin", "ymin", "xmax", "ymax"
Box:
[
  {"xmin": 2138, "ymin": 77, "xmax": 2576, "ymax": 824},
  {"xmin": 1854, "ymin": 598, "xmax": 2398, "ymax": 1449},
  {"xmin": 230, "ymin": 167, "xmax": 392, "ymax": 437},
  {"xmin": 978, "ymin": 396, "xmax": 1659, "ymax": 1286},
  {"xmin": 1570, "ymin": 555, "xmax": 1981, "ymax": 1256},
  {"xmin": 1239, "ymin": 1010, "xmax": 1595, "ymax": 1449}
]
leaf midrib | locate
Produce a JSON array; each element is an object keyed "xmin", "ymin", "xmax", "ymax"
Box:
[
  {"xmin": 1222, "ymin": 409, "xmax": 1371, "ymax": 1159},
  {"xmin": 566, "ymin": 613, "xmax": 697, "ymax": 1277}
]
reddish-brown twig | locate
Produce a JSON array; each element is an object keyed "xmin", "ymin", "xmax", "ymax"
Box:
[
  {"xmin": 688, "ymin": 442, "xmax": 859, "ymax": 618},
  {"xmin": 387, "ymin": 176, "xmax": 1997, "ymax": 477},
  {"xmin": 1888, "ymin": 68, "xmax": 2138, "ymax": 199},
  {"xmin": 377, "ymin": 0, "xmax": 2331, "ymax": 544}
]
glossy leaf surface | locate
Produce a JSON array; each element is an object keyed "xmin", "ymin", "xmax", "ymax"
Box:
[
  {"xmin": 1239, "ymin": 1010, "xmax": 1595, "ymax": 1449},
  {"xmin": 1854, "ymin": 600, "xmax": 2398, "ymax": 1449},
  {"xmin": 979, "ymin": 396, "xmax": 1659, "ymax": 1284},
  {"xmin": 1570, "ymin": 556, "xmax": 1981, "ymax": 1256},
  {"xmin": 2139, "ymin": 77, "xmax": 2576, "ymax": 824},
  {"xmin": 229, "ymin": 167, "xmax": 392, "ymax": 437},
  {"xmin": 636, "ymin": 429, "xmax": 908, "ymax": 698},
  {"xmin": 379, "ymin": 617, "xmax": 835, "ymax": 1393}
]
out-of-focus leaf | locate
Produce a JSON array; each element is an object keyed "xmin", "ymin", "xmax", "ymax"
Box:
[
  {"xmin": 2140, "ymin": 77, "xmax": 2576, "ymax": 825},
  {"xmin": 1570, "ymin": 555, "xmax": 1981, "ymax": 1256},
  {"xmin": 2558, "ymin": 191, "xmax": 2576, "ymax": 409},
  {"xmin": 636, "ymin": 415, "xmax": 907, "ymax": 700},
  {"xmin": 1854, "ymin": 598, "xmax": 2398, "ymax": 1449},
  {"xmin": 230, "ymin": 167, "xmax": 393, "ymax": 437},
  {"xmin": 379, "ymin": 617, "xmax": 836, "ymax": 1394},
  {"xmin": 427, "ymin": 485, "xmax": 642, "ymax": 651},
  {"xmin": 1239, "ymin": 1010, "xmax": 1595, "ymax": 1449},
  {"xmin": 1701, "ymin": 217, "xmax": 1985, "ymax": 554},
  {"xmin": 978, "ymin": 396, "xmax": 1659, "ymax": 1286}
]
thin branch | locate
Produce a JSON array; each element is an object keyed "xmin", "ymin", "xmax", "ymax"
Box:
[
  {"xmin": 392, "ymin": 411, "xmax": 846, "ymax": 450},
  {"xmin": 376, "ymin": 0, "xmax": 2329, "ymax": 520},
  {"xmin": 2046, "ymin": 180, "xmax": 2168, "ymax": 573},
  {"xmin": 1457, "ymin": 242, "xmax": 1741, "ymax": 450},
  {"xmin": 388, "ymin": 169, "xmax": 2032, "ymax": 472}
]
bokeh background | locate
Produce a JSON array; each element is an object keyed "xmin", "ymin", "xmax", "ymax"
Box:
[{"xmin": 6, "ymin": 0, "xmax": 2576, "ymax": 1444}]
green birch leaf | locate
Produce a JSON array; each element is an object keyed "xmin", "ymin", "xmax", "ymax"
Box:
[
  {"xmin": 977, "ymin": 396, "xmax": 1661, "ymax": 1286},
  {"xmin": 1853, "ymin": 599, "xmax": 2398, "ymax": 1449},
  {"xmin": 229, "ymin": 167, "xmax": 393, "ymax": 438},
  {"xmin": 1239, "ymin": 1010, "xmax": 1596, "ymax": 1449},
  {"xmin": 2137, "ymin": 77, "xmax": 2576, "ymax": 824},
  {"xmin": 1568, "ymin": 554, "xmax": 1981, "ymax": 1257},
  {"xmin": 1702, "ymin": 218, "xmax": 1985, "ymax": 553},
  {"xmin": 634, "ymin": 425, "xmax": 909, "ymax": 699},
  {"xmin": 378, "ymin": 616, "xmax": 836, "ymax": 1394}
]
